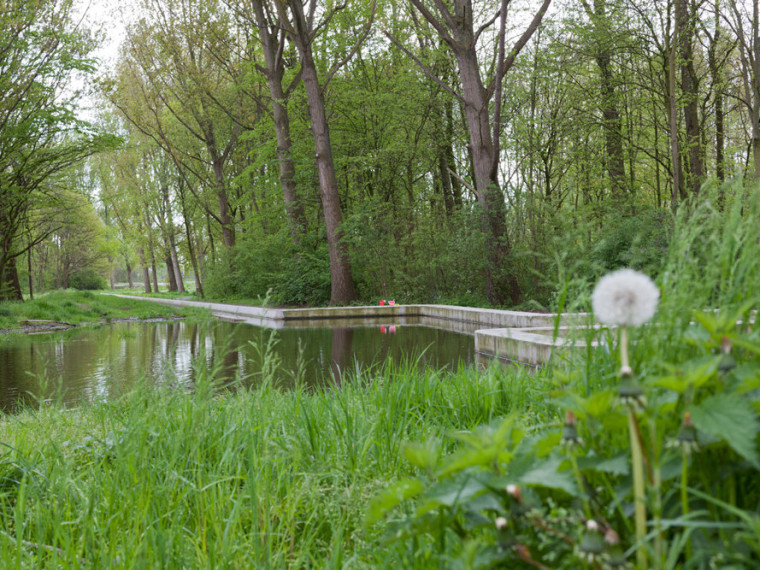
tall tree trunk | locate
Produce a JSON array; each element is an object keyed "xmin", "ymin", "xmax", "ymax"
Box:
[
  {"xmin": 211, "ymin": 159, "xmax": 236, "ymax": 248},
  {"xmin": 403, "ymin": 0, "xmax": 550, "ymax": 305},
  {"xmin": 169, "ymin": 234, "xmax": 184, "ymax": 293},
  {"xmin": 26, "ymin": 235, "xmax": 33, "ymax": 301},
  {"xmin": 666, "ymin": 30, "xmax": 683, "ymax": 208},
  {"xmin": 252, "ymin": 0, "xmax": 307, "ymax": 243},
  {"xmin": 150, "ymin": 250, "xmax": 159, "ymax": 293},
  {"xmin": 125, "ymin": 255, "xmax": 134, "ymax": 289},
  {"xmin": 0, "ymin": 256, "xmax": 23, "ymax": 301},
  {"xmin": 584, "ymin": 0, "xmax": 627, "ymax": 199},
  {"xmin": 710, "ymin": 0, "xmax": 726, "ymax": 184},
  {"xmin": 165, "ymin": 252, "xmax": 178, "ymax": 292},
  {"xmin": 455, "ymin": 45, "xmax": 518, "ymax": 305},
  {"xmin": 178, "ymin": 180, "xmax": 203, "ymax": 297},
  {"xmin": 285, "ymin": 0, "xmax": 356, "ymax": 305},
  {"xmin": 676, "ymin": 0, "xmax": 704, "ymax": 195},
  {"xmin": 139, "ymin": 247, "xmax": 152, "ymax": 293}
]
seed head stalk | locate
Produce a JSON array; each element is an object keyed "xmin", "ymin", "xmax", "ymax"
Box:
[{"xmin": 621, "ymin": 326, "xmax": 647, "ymax": 570}]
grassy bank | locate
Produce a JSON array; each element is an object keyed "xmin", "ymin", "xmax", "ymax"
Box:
[
  {"xmin": 0, "ymin": 361, "xmax": 548, "ymax": 568},
  {"xmin": 0, "ymin": 291, "xmax": 209, "ymax": 333}
]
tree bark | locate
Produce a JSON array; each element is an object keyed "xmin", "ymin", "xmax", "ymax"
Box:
[
  {"xmin": 583, "ymin": 0, "xmax": 627, "ymax": 199},
  {"xmin": 251, "ymin": 0, "xmax": 307, "ymax": 243},
  {"xmin": 150, "ymin": 249, "xmax": 160, "ymax": 292},
  {"xmin": 139, "ymin": 247, "xmax": 152, "ymax": 293},
  {"xmin": 125, "ymin": 255, "xmax": 134, "ymax": 289},
  {"xmin": 169, "ymin": 234, "xmax": 185, "ymax": 293},
  {"xmin": 0, "ymin": 257, "xmax": 23, "ymax": 301},
  {"xmin": 404, "ymin": 0, "xmax": 550, "ymax": 304},
  {"xmin": 666, "ymin": 24, "xmax": 683, "ymax": 208},
  {"xmin": 676, "ymin": 0, "xmax": 704, "ymax": 195},
  {"xmin": 178, "ymin": 179, "xmax": 203, "ymax": 297},
  {"xmin": 281, "ymin": 0, "xmax": 357, "ymax": 305},
  {"xmin": 709, "ymin": 0, "xmax": 725, "ymax": 184},
  {"xmin": 166, "ymin": 252, "xmax": 178, "ymax": 292}
]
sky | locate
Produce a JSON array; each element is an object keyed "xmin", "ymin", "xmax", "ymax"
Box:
[
  {"xmin": 75, "ymin": 0, "xmax": 130, "ymax": 69},
  {"xmin": 72, "ymin": 0, "xmax": 133, "ymax": 121}
]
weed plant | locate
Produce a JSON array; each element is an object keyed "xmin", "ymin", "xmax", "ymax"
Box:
[
  {"xmin": 0, "ymin": 347, "xmax": 546, "ymax": 567},
  {"xmin": 370, "ymin": 180, "xmax": 760, "ymax": 568}
]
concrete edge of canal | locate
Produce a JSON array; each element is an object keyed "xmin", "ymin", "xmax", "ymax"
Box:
[{"xmin": 106, "ymin": 294, "xmax": 596, "ymax": 367}]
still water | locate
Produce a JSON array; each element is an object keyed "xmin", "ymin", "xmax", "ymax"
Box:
[{"xmin": 0, "ymin": 319, "xmax": 474, "ymax": 412}]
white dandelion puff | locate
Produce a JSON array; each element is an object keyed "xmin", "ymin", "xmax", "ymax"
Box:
[{"xmin": 592, "ymin": 269, "xmax": 659, "ymax": 327}]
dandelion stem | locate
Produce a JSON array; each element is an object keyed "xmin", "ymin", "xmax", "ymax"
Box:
[
  {"xmin": 628, "ymin": 408, "xmax": 647, "ymax": 570},
  {"xmin": 620, "ymin": 327, "xmax": 630, "ymax": 371},
  {"xmin": 681, "ymin": 452, "xmax": 691, "ymax": 559},
  {"xmin": 649, "ymin": 420, "xmax": 663, "ymax": 565},
  {"xmin": 568, "ymin": 453, "xmax": 592, "ymax": 520}
]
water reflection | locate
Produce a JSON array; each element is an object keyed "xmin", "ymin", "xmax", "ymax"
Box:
[{"xmin": 0, "ymin": 319, "xmax": 474, "ymax": 412}]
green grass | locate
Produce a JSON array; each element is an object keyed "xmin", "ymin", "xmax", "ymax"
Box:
[
  {"xmin": 0, "ymin": 359, "xmax": 549, "ymax": 568},
  {"xmin": 0, "ymin": 290, "xmax": 209, "ymax": 331}
]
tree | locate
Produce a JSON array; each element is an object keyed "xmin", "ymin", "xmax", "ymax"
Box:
[
  {"xmin": 0, "ymin": 0, "xmax": 117, "ymax": 300},
  {"xmin": 270, "ymin": 0, "xmax": 376, "ymax": 305},
  {"xmin": 389, "ymin": 0, "xmax": 552, "ymax": 305}
]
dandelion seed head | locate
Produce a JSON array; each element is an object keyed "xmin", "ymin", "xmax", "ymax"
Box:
[{"xmin": 592, "ymin": 269, "xmax": 659, "ymax": 327}]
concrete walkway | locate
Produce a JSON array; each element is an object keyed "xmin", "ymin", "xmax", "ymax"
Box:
[{"xmin": 107, "ymin": 294, "xmax": 592, "ymax": 367}]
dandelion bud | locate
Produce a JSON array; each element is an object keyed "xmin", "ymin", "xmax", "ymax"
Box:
[
  {"xmin": 577, "ymin": 519, "xmax": 605, "ymax": 563},
  {"xmin": 618, "ymin": 373, "xmax": 646, "ymax": 410},
  {"xmin": 719, "ymin": 336, "xmax": 736, "ymax": 372},
  {"xmin": 675, "ymin": 411, "xmax": 698, "ymax": 454},
  {"xmin": 604, "ymin": 528, "xmax": 619, "ymax": 545},
  {"xmin": 603, "ymin": 528, "xmax": 631, "ymax": 569},
  {"xmin": 506, "ymin": 484, "xmax": 522, "ymax": 504},
  {"xmin": 561, "ymin": 410, "xmax": 582, "ymax": 448}
]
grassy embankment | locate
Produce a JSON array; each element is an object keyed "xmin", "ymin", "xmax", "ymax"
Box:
[
  {"xmin": 0, "ymin": 290, "xmax": 208, "ymax": 333},
  {"xmin": 0, "ymin": 359, "xmax": 547, "ymax": 568},
  {"xmin": 0, "ymin": 180, "xmax": 758, "ymax": 567}
]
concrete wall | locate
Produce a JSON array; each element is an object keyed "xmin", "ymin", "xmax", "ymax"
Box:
[{"xmin": 107, "ymin": 295, "xmax": 592, "ymax": 366}]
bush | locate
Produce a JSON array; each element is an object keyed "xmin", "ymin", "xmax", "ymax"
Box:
[
  {"xmin": 591, "ymin": 207, "xmax": 674, "ymax": 275},
  {"xmin": 69, "ymin": 269, "xmax": 107, "ymax": 290}
]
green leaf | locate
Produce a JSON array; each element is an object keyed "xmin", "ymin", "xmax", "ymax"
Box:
[
  {"xmin": 417, "ymin": 473, "xmax": 488, "ymax": 513},
  {"xmin": 690, "ymin": 394, "xmax": 760, "ymax": 468},
  {"xmin": 509, "ymin": 454, "xmax": 579, "ymax": 496},
  {"xmin": 652, "ymin": 356, "xmax": 721, "ymax": 394},
  {"xmin": 366, "ymin": 478, "xmax": 424, "ymax": 525},
  {"xmin": 577, "ymin": 453, "xmax": 629, "ymax": 476},
  {"xmin": 402, "ymin": 441, "xmax": 440, "ymax": 472}
]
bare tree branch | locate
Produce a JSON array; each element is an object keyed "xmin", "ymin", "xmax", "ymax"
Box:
[{"xmin": 382, "ymin": 30, "xmax": 465, "ymax": 104}]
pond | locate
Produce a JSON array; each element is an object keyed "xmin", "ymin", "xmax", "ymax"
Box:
[{"xmin": 0, "ymin": 319, "xmax": 475, "ymax": 412}]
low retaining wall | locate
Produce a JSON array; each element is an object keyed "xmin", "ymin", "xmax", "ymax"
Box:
[{"xmin": 107, "ymin": 295, "xmax": 592, "ymax": 366}]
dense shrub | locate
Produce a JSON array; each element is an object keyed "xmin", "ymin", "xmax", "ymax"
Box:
[
  {"xmin": 69, "ymin": 269, "xmax": 107, "ymax": 290},
  {"xmin": 591, "ymin": 207, "xmax": 674, "ymax": 275}
]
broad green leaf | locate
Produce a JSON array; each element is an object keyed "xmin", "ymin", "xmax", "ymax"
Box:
[
  {"xmin": 577, "ymin": 453, "xmax": 629, "ymax": 476},
  {"xmin": 417, "ymin": 474, "xmax": 487, "ymax": 512},
  {"xmin": 509, "ymin": 455, "xmax": 579, "ymax": 496},
  {"xmin": 734, "ymin": 363, "xmax": 760, "ymax": 395},
  {"xmin": 692, "ymin": 311, "xmax": 719, "ymax": 337},
  {"xmin": 651, "ymin": 356, "xmax": 721, "ymax": 394},
  {"xmin": 366, "ymin": 478, "xmax": 423, "ymax": 524},
  {"xmin": 690, "ymin": 394, "xmax": 760, "ymax": 468},
  {"xmin": 437, "ymin": 447, "xmax": 514, "ymax": 479},
  {"xmin": 568, "ymin": 389, "xmax": 616, "ymax": 419},
  {"xmin": 729, "ymin": 336, "xmax": 760, "ymax": 356}
]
